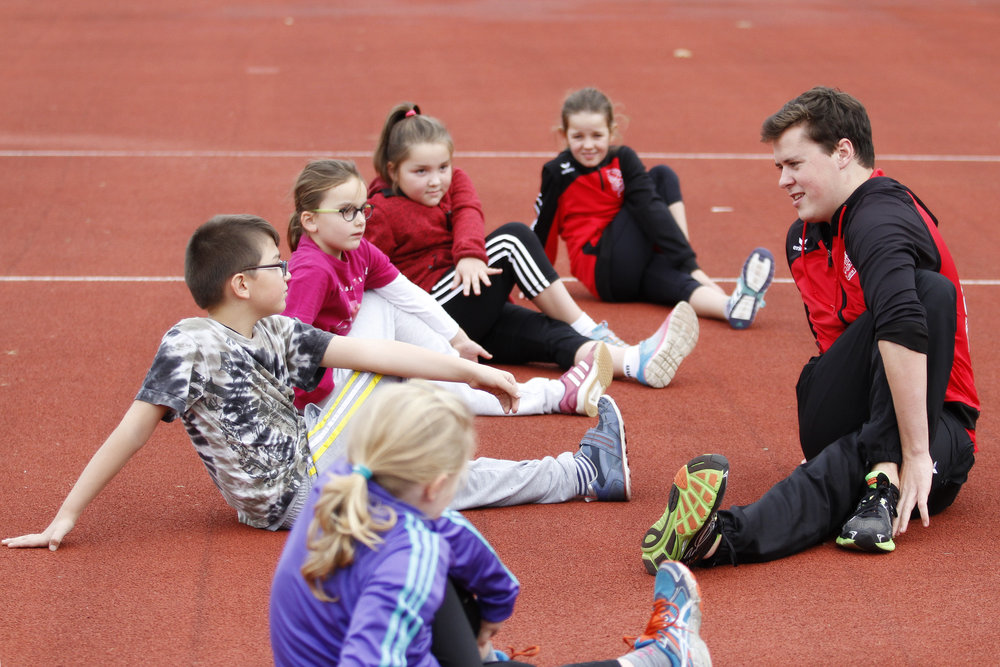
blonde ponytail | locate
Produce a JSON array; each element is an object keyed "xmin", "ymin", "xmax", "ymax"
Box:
[{"xmin": 301, "ymin": 381, "xmax": 475, "ymax": 600}]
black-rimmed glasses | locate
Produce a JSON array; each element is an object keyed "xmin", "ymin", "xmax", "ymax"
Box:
[
  {"xmin": 240, "ymin": 260, "xmax": 289, "ymax": 277},
  {"xmin": 310, "ymin": 203, "xmax": 375, "ymax": 223}
]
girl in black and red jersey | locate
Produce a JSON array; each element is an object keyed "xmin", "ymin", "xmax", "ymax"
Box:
[{"xmin": 533, "ymin": 87, "xmax": 774, "ymax": 329}]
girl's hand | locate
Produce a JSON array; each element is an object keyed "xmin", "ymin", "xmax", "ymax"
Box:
[
  {"xmin": 469, "ymin": 366, "xmax": 520, "ymax": 414},
  {"xmin": 450, "ymin": 329, "xmax": 492, "ymax": 362},
  {"xmin": 477, "ymin": 620, "xmax": 504, "ymax": 660},
  {"xmin": 453, "ymin": 258, "xmax": 502, "ymax": 297}
]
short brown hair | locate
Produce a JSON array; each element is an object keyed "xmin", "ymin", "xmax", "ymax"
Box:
[
  {"xmin": 184, "ymin": 214, "xmax": 280, "ymax": 309},
  {"xmin": 761, "ymin": 86, "xmax": 875, "ymax": 168}
]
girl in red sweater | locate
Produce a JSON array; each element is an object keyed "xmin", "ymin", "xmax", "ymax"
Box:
[{"xmin": 365, "ymin": 102, "xmax": 699, "ymax": 389}]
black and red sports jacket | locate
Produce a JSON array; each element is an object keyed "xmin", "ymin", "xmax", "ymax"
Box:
[
  {"xmin": 533, "ymin": 146, "xmax": 697, "ymax": 296},
  {"xmin": 786, "ymin": 170, "xmax": 979, "ymax": 443}
]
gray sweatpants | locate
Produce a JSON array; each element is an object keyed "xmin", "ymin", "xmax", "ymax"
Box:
[{"xmin": 303, "ymin": 369, "xmax": 582, "ymax": 510}]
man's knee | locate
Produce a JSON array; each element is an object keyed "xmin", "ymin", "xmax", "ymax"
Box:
[{"xmin": 914, "ymin": 269, "xmax": 956, "ymax": 312}]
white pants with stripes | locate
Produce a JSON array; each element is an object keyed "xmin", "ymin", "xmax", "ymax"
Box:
[
  {"xmin": 345, "ymin": 291, "xmax": 566, "ymax": 416},
  {"xmin": 303, "ymin": 370, "xmax": 582, "ymax": 509}
]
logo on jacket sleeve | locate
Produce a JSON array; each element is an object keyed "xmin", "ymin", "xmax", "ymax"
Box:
[
  {"xmin": 606, "ymin": 168, "xmax": 625, "ymax": 197},
  {"xmin": 560, "ymin": 161, "xmax": 575, "ymax": 175},
  {"xmin": 842, "ymin": 252, "xmax": 857, "ymax": 281}
]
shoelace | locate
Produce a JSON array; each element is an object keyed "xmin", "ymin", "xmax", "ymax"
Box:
[
  {"xmin": 496, "ymin": 645, "xmax": 541, "ymax": 660},
  {"xmin": 592, "ymin": 321, "xmax": 627, "ymax": 347},
  {"xmin": 622, "ymin": 598, "xmax": 682, "ymax": 647},
  {"xmin": 856, "ymin": 485, "xmax": 899, "ymax": 518}
]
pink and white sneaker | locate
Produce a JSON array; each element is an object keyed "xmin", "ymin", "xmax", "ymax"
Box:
[{"xmin": 558, "ymin": 342, "xmax": 613, "ymax": 416}]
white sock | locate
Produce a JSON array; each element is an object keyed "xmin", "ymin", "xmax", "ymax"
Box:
[
  {"xmin": 622, "ymin": 644, "xmax": 670, "ymax": 667},
  {"xmin": 622, "ymin": 345, "xmax": 641, "ymax": 379},
  {"xmin": 570, "ymin": 313, "xmax": 599, "ymax": 336}
]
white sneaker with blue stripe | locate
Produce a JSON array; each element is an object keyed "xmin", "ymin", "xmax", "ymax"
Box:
[{"xmin": 725, "ymin": 247, "xmax": 775, "ymax": 329}]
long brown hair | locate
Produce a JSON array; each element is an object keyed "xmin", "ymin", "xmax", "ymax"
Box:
[
  {"xmin": 287, "ymin": 159, "xmax": 364, "ymax": 251},
  {"xmin": 373, "ymin": 102, "xmax": 454, "ymax": 190}
]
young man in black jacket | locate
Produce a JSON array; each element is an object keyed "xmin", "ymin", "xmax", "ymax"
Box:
[{"xmin": 641, "ymin": 87, "xmax": 979, "ymax": 571}]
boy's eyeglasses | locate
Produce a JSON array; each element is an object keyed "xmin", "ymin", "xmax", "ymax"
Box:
[
  {"xmin": 241, "ymin": 260, "xmax": 289, "ymax": 277},
  {"xmin": 311, "ymin": 203, "xmax": 375, "ymax": 223}
]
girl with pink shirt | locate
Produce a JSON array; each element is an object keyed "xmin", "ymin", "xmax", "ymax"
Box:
[{"xmin": 282, "ymin": 159, "xmax": 611, "ymax": 417}]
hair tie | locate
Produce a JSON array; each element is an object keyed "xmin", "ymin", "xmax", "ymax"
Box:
[
  {"xmin": 404, "ymin": 109, "xmax": 417, "ymax": 118},
  {"xmin": 351, "ymin": 464, "xmax": 373, "ymax": 480}
]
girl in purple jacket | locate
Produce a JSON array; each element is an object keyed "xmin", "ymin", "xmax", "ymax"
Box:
[{"xmin": 269, "ymin": 381, "xmax": 711, "ymax": 666}]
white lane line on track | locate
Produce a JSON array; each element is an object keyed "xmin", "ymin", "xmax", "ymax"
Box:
[{"xmin": 1, "ymin": 150, "xmax": 999, "ymax": 162}]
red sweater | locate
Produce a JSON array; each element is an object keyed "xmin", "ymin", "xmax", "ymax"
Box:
[{"xmin": 366, "ymin": 168, "xmax": 489, "ymax": 291}]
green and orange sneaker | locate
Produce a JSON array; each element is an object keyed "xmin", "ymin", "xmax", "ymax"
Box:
[{"xmin": 641, "ymin": 454, "xmax": 729, "ymax": 574}]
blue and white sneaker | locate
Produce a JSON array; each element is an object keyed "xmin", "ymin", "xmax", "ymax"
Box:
[
  {"xmin": 726, "ymin": 247, "xmax": 775, "ymax": 329},
  {"xmin": 636, "ymin": 302, "xmax": 699, "ymax": 388},
  {"xmin": 575, "ymin": 396, "xmax": 631, "ymax": 501},
  {"xmin": 625, "ymin": 561, "xmax": 712, "ymax": 667},
  {"xmin": 587, "ymin": 320, "xmax": 628, "ymax": 347}
]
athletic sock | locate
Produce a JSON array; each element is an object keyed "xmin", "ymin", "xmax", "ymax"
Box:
[
  {"xmin": 622, "ymin": 346, "xmax": 641, "ymax": 379},
  {"xmin": 570, "ymin": 313, "xmax": 599, "ymax": 336},
  {"xmin": 573, "ymin": 452, "xmax": 598, "ymax": 496},
  {"xmin": 621, "ymin": 645, "xmax": 669, "ymax": 667}
]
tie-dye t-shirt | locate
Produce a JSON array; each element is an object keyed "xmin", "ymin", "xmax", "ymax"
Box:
[{"xmin": 135, "ymin": 316, "xmax": 333, "ymax": 530}]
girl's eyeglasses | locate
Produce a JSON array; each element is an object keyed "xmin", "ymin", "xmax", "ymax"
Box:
[
  {"xmin": 240, "ymin": 260, "xmax": 289, "ymax": 277},
  {"xmin": 311, "ymin": 203, "xmax": 375, "ymax": 223}
]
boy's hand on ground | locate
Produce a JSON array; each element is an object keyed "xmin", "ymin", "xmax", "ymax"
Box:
[
  {"xmin": 894, "ymin": 452, "xmax": 933, "ymax": 536},
  {"xmin": 3, "ymin": 516, "xmax": 75, "ymax": 551}
]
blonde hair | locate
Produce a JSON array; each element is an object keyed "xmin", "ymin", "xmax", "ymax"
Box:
[
  {"xmin": 373, "ymin": 102, "xmax": 454, "ymax": 189},
  {"xmin": 300, "ymin": 381, "xmax": 476, "ymax": 600},
  {"xmin": 287, "ymin": 159, "xmax": 364, "ymax": 251}
]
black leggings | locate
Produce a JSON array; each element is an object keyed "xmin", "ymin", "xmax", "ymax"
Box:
[
  {"xmin": 594, "ymin": 165, "xmax": 701, "ymax": 305},
  {"xmin": 431, "ymin": 221, "xmax": 590, "ymax": 370},
  {"xmin": 432, "ymin": 580, "xmax": 619, "ymax": 667}
]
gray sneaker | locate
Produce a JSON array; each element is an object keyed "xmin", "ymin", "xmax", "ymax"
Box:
[{"xmin": 575, "ymin": 396, "xmax": 631, "ymax": 501}]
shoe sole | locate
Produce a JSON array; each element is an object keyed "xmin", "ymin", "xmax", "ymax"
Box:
[
  {"xmin": 639, "ymin": 301, "xmax": 699, "ymax": 388},
  {"xmin": 728, "ymin": 248, "xmax": 775, "ymax": 329},
  {"xmin": 835, "ymin": 534, "xmax": 896, "ymax": 553},
  {"xmin": 641, "ymin": 454, "xmax": 729, "ymax": 574},
  {"xmin": 580, "ymin": 342, "xmax": 614, "ymax": 417}
]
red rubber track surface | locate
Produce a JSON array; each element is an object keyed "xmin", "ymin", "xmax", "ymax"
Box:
[{"xmin": 2, "ymin": 2, "xmax": 998, "ymax": 665}]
